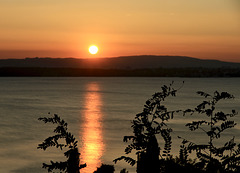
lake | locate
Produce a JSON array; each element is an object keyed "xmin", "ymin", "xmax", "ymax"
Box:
[{"xmin": 0, "ymin": 77, "xmax": 240, "ymax": 173}]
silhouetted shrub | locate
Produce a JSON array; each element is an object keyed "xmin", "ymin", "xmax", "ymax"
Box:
[
  {"xmin": 93, "ymin": 164, "xmax": 115, "ymax": 173},
  {"xmin": 114, "ymin": 84, "xmax": 240, "ymax": 173},
  {"xmin": 38, "ymin": 113, "xmax": 86, "ymax": 173},
  {"xmin": 181, "ymin": 91, "xmax": 240, "ymax": 172},
  {"xmin": 114, "ymin": 82, "xmax": 183, "ymax": 173},
  {"xmin": 38, "ymin": 85, "xmax": 240, "ymax": 173}
]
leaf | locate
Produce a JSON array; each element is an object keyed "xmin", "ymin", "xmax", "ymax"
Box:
[
  {"xmin": 195, "ymin": 101, "xmax": 210, "ymax": 112},
  {"xmin": 186, "ymin": 120, "xmax": 207, "ymax": 131},
  {"xmin": 113, "ymin": 156, "xmax": 137, "ymax": 166},
  {"xmin": 213, "ymin": 111, "xmax": 227, "ymax": 122},
  {"xmin": 232, "ymin": 109, "xmax": 236, "ymax": 115},
  {"xmin": 183, "ymin": 109, "xmax": 194, "ymax": 116},
  {"xmin": 123, "ymin": 136, "xmax": 135, "ymax": 142},
  {"xmin": 125, "ymin": 144, "xmax": 136, "ymax": 154},
  {"xmin": 80, "ymin": 163, "xmax": 87, "ymax": 169},
  {"xmin": 42, "ymin": 161, "xmax": 68, "ymax": 172},
  {"xmin": 220, "ymin": 92, "xmax": 234, "ymax": 99},
  {"xmin": 220, "ymin": 121, "xmax": 236, "ymax": 131},
  {"xmin": 197, "ymin": 152, "xmax": 211, "ymax": 162},
  {"xmin": 196, "ymin": 91, "xmax": 211, "ymax": 98}
]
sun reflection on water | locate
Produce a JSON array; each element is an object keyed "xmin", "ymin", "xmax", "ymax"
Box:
[{"xmin": 80, "ymin": 82, "xmax": 104, "ymax": 173}]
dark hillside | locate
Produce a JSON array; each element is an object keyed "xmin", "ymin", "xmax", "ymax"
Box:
[{"xmin": 0, "ymin": 55, "xmax": 240, "ymax": 69}]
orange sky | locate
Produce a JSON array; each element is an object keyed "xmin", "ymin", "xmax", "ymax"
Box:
[{"xmin": 0, "ymin": 0, "xmax": 240, "ymax": 62}]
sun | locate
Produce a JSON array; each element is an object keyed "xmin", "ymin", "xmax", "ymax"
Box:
[{"xmin": 89, "ymin": 45, "xmax": 99, "ymax": 55}]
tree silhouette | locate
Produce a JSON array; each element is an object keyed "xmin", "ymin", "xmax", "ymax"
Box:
[
  {"xmin": 181, "ymin": 91, "xmax": 240, "ymax": 172},
  {"xmin": 114, "ymin": 82, "xmax": 183, "ymax": 173},
  {"xmin": 38, "ymin": 114, "xmax": 86, "ymax": 173}
]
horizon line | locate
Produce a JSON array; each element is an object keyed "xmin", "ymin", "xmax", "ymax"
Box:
[{"xmin": 0, "ymin": 54, "xmax": 239, "ymax": 64}]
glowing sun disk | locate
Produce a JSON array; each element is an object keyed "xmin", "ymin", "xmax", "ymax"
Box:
[{"xmin": 89, "ymin": 45, "xmax": 98, "ymax": 54}]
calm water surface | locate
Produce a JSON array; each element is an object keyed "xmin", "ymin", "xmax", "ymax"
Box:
[{"xmin": 0, "ymin": 77, "xmax": 240, "ymax": 173}]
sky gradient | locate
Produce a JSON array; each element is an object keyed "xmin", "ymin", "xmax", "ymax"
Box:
[{"xmin": 0, "ymin": 0, "xmax": 240, "ymax": 62}]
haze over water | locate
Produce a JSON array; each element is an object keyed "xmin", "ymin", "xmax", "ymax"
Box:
[{"xmin": 0, "ymin": 77, "xmax": 240, "ymax": 173}]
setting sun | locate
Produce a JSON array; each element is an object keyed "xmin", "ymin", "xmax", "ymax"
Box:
[{"xmin": 89, "ymin": 45, "xmax": 99, "ymax": 55}]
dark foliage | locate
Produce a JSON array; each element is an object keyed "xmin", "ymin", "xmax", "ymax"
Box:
[
  {"xmin": 120, "ymin": 168, "xmax": 129, "ymax": 173},
  {"xmin": 38, "ymin": 113, "xmax": 86, "ymax": 173},
  {"xmin": 114, "ymin": 82, "xmax": 183, "ymax": 173},
  {"xmin": 37, "ymin": 86, "xmax": 240, "ymax": 173},
  {"xmin": 114, "ymin": 85, "xmax": 240, "ymax": 173},
  {"xmin": 93, "ymin": 164, "xmax": 115, "ymax": 173},
  {"xmin": 181, "ymin": 91, "xmax": 240, "ymax": 172},
  {"xmin": 159, "ymin": 157, "xmax": 205, "ymax": 173}
]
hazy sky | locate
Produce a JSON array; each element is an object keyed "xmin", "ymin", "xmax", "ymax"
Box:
[{"xmin": 0, "ymin": 0, "xmax": 240, "ymax": 62}]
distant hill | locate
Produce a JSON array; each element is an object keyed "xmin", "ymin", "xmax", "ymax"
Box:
[{"xmin": 0, "ymin": 55, "xmax": 240, "ymax": 69}]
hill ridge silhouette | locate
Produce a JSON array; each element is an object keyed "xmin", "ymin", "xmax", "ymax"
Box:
[{"xmin": 0, "ymin": 55, "xmax": 240, "ymax": 69}]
